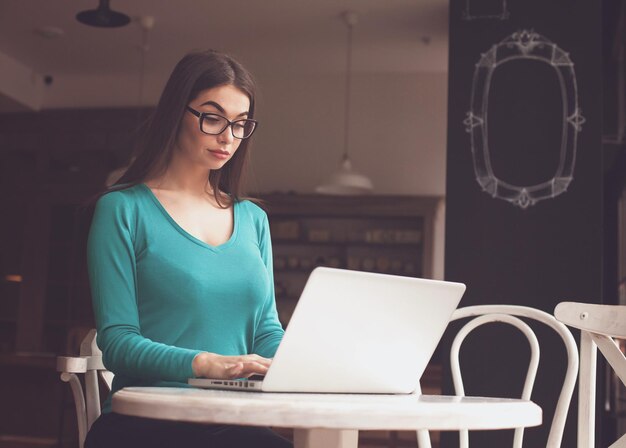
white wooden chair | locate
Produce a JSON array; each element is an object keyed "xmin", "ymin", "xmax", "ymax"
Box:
[
  {"xmin": 416, "ymin": 305, "xmax": 579, "ymax": 448},
  {"xmin": 56, "ymin": 329, "xmax": 113, "ymax": 448},
  {"xmin": 555, "ymin": 301, "xmax": 626, "ymax": 448}
]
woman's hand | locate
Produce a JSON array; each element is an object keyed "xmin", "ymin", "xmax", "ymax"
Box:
[{"xmin": 192, "ymin": 352, "xmax": 271, "ymax": 379}]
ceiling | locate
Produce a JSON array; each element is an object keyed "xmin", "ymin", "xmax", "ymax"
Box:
[
  {"xmin": 0, "ymin": 0, "xmax": 448, "ymax": 75},
  {"xmin": 0, "ymin": 1, "xmax": 448, "ymax": 112}
]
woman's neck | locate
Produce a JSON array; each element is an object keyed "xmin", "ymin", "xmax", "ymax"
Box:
[{"xmin": 147, "ymin": 156, "xmax": 213, "ymax": 198}]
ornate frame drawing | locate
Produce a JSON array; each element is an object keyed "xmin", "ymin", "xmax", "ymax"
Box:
[{"xmin": 463, "ymin": 30, "xmax": 585, "ymax": 209}]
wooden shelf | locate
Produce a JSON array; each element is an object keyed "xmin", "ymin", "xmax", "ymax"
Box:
[
  {"xmin": 0, "ymin": 353, "xmax": 57, "ymax": 369},
  {"xmin": 273, "ymin": 240, "xmax": 422, "ymax": 248},
  {"xmin": 0, "ymin": 434, "xmax": 58, "ymax": 448}
]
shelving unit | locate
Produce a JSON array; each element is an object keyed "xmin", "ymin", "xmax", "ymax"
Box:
[{"xmin": 261, "ymin": 193, "xmax": 440, "ymax": 326}]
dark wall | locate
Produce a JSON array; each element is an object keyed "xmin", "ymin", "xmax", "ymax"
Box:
[{"xmin": 444, "ymin": 0, "xmax": 602, "ymax": 446}]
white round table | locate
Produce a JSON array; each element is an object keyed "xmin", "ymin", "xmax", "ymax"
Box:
[{"xmin": 112, "ymin": 387, "xmax": 542, "ymax": 448}]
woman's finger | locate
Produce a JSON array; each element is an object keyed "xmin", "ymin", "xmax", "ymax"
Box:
[
  {"xmin": 239, "ymin": 355, "xmax": 272, "ymax": 367},
  {"xmin": 238, "ymin": 361, "xmax": 269, "ymax": 376},
  {"xmin": 225, "ymin": 362, "xmax": 244, "ymax": 375}
]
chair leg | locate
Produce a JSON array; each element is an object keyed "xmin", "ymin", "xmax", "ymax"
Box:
[
  {"xmin": 459, "ymin": 429, "xmax": 469, "ymax": 448},
  {"xmin": 579, "ymin": 331, "xmax": 597, "ymax": 448},
  {"xmin": 61, "ymin": 373, "xmax": 88, "ymax": 448},
  {"xmin": 512, "ymin": 427, "xmax": 524, "ymax": 448},
  {"xmin": 84, "ymin": 370, "xmax": 101, "ymax": 432},
  {"xmin": 416, "ymin": 430, "xmax": 432, "ymax": 448}
]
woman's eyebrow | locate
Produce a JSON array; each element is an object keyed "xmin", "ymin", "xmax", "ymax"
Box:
[{"xmin": 198, "ymin": 100, "xmax": 249, "ymax": 118}]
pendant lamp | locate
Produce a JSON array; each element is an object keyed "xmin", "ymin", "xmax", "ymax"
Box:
[
  {"xmin": 316, "ymin": 11, "xmax": 373, "ymax": 195},
  {"xmin": 76, "ymin": 0, "xmax": 131, "ymax": 28}
]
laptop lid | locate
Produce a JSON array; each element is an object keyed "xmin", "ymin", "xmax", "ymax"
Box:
[{"xmin": 260, "ymin": 267, "xmax": 465, "ymax": 393}]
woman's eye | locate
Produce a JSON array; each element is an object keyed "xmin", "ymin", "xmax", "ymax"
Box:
[{"xmin": 204, "ymin": 116, "xmax": 222, "ymax": 123}]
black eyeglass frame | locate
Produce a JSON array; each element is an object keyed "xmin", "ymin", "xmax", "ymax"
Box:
[{"xmin": 185, "ymin": 106, "xmax": 258, "ymax": 139}]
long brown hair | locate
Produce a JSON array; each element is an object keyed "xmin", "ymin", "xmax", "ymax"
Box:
[{"xmin": 112, "ymin": 49, "xmax": 257, "ymax": 207}]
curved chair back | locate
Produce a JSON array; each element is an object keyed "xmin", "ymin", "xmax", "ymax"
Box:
[
  {"xmin": 555, "ymin": 301, "xmax": 626, "ymax": 448},
  {"xmin": 430, "ymin": 305, "xmax": 579, "ymax": 448},
  {"xmin": 57, "ymin": 329, "xmax": 113, "ymax": 448}
]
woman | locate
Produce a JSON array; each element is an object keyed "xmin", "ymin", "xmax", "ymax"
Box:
[{"xmin": 85, "ymin": 50, "xmax": 291, "ymax": 448}]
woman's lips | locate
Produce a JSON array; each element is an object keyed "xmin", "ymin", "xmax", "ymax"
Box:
[{"xmin": 207, "ymin": 149, "xmax": 230, "ymax": 160}]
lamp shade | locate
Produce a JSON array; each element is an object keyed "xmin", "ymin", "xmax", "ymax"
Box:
[
  {"xmin": 316, "ymin": 156, "xmax": 373, "ymax": 195},
  {"xmin": 317, "ymin": 10, "xmax": 373, "ymax": 196}
]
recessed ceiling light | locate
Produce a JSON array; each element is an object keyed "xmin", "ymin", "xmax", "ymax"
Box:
[{"xmin": 34, "ymin": 26, "xmax": 65, "ymax": 39}]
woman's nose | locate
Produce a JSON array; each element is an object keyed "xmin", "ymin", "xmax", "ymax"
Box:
[{"xmin": 217, "ymin": 125, "xmax": 235, "ymax": 144}]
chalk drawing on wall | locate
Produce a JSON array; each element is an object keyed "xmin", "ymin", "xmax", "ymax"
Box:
[
  {"xmin": 463, "ymin": 0, "xmax": 509, "ymax": 20},
  {"xmin": 463, "ymin": 30, "xmax": 585, "ymax": 209}
]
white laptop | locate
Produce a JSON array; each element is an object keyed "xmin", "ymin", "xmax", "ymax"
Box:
[{"xmin": 188, "ymin": 267, "xmax": 465, "ymax": 394}]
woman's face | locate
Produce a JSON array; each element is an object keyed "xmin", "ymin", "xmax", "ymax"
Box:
[{"xmin": 176, "ymin": 84, "xmax": 251, "ymax": 172}]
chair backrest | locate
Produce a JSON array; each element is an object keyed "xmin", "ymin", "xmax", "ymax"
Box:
[
  {"xmin": 57, "ymin": 329, "xmax": 113, "ymax": 448},
  {"xmin": 555, "ymin": 301, "xmax": 626, "ymax": 448},
  {"xmin": 428, "ymin": 305, "xmax": 579, "ymax": 448}
]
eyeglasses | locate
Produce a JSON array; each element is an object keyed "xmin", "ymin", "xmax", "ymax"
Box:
[{"xmin": 186, "ymin": 106, "xmax": 258, "ymax": 139}]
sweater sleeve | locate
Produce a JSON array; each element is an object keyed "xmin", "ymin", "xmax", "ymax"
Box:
[
  {"xmin": 251, "ymin": 212, "xmax": 285, "ymax": 358},
  {"xmin": 87, "ymin": 192, "xmax": 201, "ymax": 381}
]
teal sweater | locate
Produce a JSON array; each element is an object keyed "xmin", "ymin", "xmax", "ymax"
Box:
[{"xmin": 87, "ymin": 184, "xmax": 284, "ymax": 412}]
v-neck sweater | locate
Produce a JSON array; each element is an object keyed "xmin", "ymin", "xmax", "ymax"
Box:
[{"xmin": 87, "ymin": 184, "xmax": 284, "ymax": 413}]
